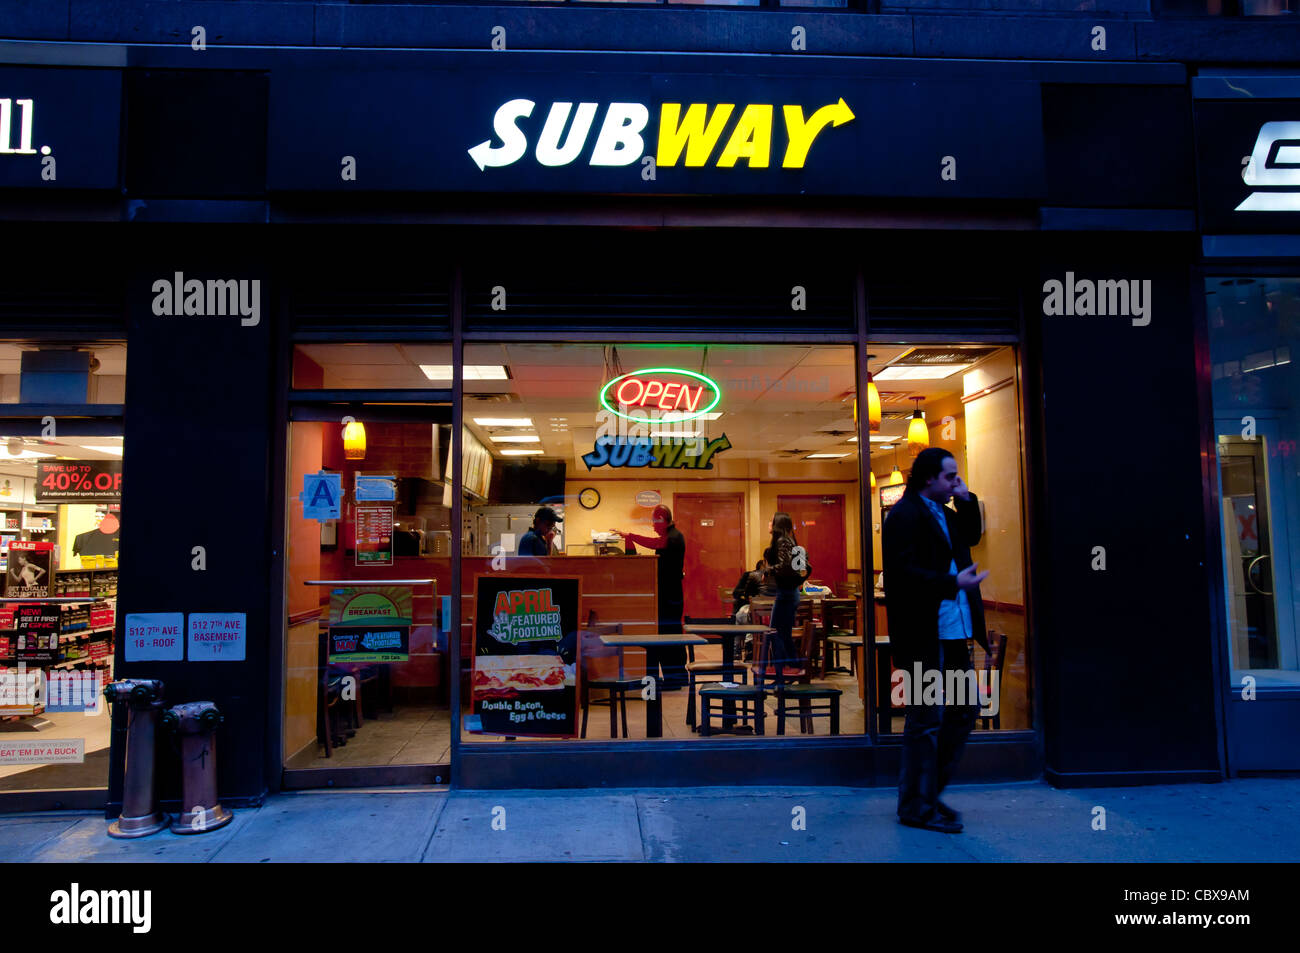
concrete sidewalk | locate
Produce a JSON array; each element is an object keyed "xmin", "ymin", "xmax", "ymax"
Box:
[{"xmin": 2, "ymin": 778, "xmax": 1298, "ymax": 862}]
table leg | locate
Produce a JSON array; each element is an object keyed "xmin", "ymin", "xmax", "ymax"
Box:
[
  {"xmin": 720, "ymin": 634, "xmax": 738, "ymax": 731},
  {"xmin": 647, "ymin": 674, "xmax": 663, "ymax": 738},
  {"xmin": 875, "ymin": 642, "xmax": 891, "ymax": 736}
]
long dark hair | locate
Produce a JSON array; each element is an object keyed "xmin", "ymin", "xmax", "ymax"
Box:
[
  {"xmin": 765, "ymin": 511, "xmax": 796, "ymax": 564},
  {"xmin": 907, "ymin": 447, "xmax": 954, "ymax": 491}
]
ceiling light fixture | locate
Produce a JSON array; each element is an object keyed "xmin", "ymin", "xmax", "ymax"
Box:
[
  {"xmin": 473, "ymin": 417, "xmax": 532, "ymax": 427},
  {"xmin": 888, "ymin": 447, "xmax": 904, "ymax": 485},
  {"xmin": 420, "ymin": 365, "xmax": 509, "ymax": 381},
  {"xmin": 807, "ymin": 452, "xmax": 850, "ymax": 459},
  {"xmin": 500, "ymin": 448, "xmax": 544, "ymax": 456},
  {"xmin": 875, "ymin": 365, "xmax": 968, "ymax": 381},
  {"xmin": 489, "ymin": 435, "xmax": 542, "ymax": 443},
  {"xmin": 343, "ymin": 419, "xmax": 367, "ymax": 460},
  {"xmin": 907, "ymin": 397, "xmax": 928, "ymax": 457},
  {"xmin": 866, "ymin": 354, "xmax": 882, "ymax": 433}
]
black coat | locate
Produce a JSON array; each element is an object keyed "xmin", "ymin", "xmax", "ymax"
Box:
[{"xmin": 882, "ymin": 488, "xmax": 988, "ymax": 671}]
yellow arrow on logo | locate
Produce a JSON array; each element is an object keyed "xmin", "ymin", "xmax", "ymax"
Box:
[{"xmin": 781, "ymin": 98, "xmax": 855, "ymax": 169}]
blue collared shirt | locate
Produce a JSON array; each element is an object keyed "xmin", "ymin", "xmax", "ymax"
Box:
[{"xmin": 919, "ymin": 494, "xmax": 973, "ymax": 641}]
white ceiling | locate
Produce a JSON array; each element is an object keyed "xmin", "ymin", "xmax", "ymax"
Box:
[{"xmin": 295, "ymin": 342, "xmax": 1009, "ymax": 464}]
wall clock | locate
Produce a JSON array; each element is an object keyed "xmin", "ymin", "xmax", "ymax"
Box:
[{"xmin": 579, "ymin": 487, "xmax": 601, "ymax": 509}]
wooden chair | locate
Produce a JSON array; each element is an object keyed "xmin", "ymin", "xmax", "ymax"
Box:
[
  {"xmin": 750, "ymin": 622, "xmax": 842, "ymax": 736},
  {"xmin": 317, "ymin": 622, "xmax": 358, "ymax": 757},
  {"xmin": 699, "ymin": 682, "xmax": 766, "ymax": 736},
  {"xmin": 580, "ymin": 621, "xmax": 643, "ymax": 738},
  {"xmin": 978, "ymin": 628, "xmax": 1009, "ymax": 730},
  {"xmin": 823, "ymin": 601, "xmax": 861, "ymax": 676}
]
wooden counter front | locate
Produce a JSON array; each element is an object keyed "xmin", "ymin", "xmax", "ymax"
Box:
[{"xmin": 457, "ymin": 555, "xmax": 659, "ymax": 652}]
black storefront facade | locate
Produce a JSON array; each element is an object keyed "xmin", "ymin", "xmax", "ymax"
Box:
[{"xmin": 1, "ymin": 42, "xmax": 1279, "ymax": 815}]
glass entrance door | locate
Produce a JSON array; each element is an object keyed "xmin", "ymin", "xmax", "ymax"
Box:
[{"xmin": 283, "ymin": 405, "xmax": 453, "ymax": 785}]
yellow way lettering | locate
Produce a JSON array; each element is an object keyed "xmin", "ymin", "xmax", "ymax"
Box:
[
  {"xmin": 657, "ymin": 103, "xmax": 735, "ymax": 167},
  {"xmin": 782, "ymin": 98, "xmax": 855, "ymax": 168}
]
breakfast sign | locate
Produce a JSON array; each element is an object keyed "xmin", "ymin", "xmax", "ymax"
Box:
[
  {"xmin": 471, "ymin": 575, "xmax": 581, "ymax": 737},
  {"xmin": 328, "ymin": 586, "xmax": 413, "ymax": 662}
]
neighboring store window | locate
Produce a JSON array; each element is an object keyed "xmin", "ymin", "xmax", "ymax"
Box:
[
  {"xmin": 0, "ymin": 434, "xmax": 123, "ymax": 792},
  {"xmin": 1207, "ymin": 277, "xmax": 1300, "ymax": 686},
  {"xmin": 459, "ymin": 341, "xmax": 867, "ymax": 744},
  {"xmin": 0, "ymin": 344, "xmax": 126, "ymax": 404}
]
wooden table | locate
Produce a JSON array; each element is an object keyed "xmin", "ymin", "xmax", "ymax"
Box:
[
  {"xmin": 684, "ymin": 623, "xmax": 775, "ymax": 734},
  {"xmin": 599, "ymin": 633, "xmax": 708, "ymax": 737}
]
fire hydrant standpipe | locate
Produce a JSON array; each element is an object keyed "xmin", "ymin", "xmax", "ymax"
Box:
[
  {"xmin": 103, "ymin": 679, "xmax": 169, "ymax": 839},
  {"xmin": 162, "ymin": 701, "xmax": 233, "ymax": 835}
]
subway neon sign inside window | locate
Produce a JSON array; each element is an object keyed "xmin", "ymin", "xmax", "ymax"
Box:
[{"xmin": 600, "ymin": 368, "xmax": 721, "ymax": 421}]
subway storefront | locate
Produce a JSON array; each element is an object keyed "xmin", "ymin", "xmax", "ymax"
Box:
[{"xmin": 0, "ymin": 47, "xmax": 1245, "ymax": 814}]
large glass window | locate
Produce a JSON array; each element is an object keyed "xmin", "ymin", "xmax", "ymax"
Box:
[
  {"xmin": 0, "ymin": 433, "xmax": 123, "ymax": 793},
  {"xmin": 459, "ymin": 341, "xmax": 866, "ymax": 743},
  {"xmin": 0, "ymin": 344, "xmax": 125, "ymax": 404},
  {"xmin": 1208, "ymin": 277, "xmax": 1300, "ymax": 687},
  {"xmin": 866, "ymin": 345, "xmax": 1029, "ymax": 734}
]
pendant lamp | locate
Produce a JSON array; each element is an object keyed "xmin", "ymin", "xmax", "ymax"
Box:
[
  {"xmin": 907, "ymin": 397, "xmax": 928, "ymax": 457},
  {"xmin": 867, "ymin": 374, "xmax": 882, "ymax": 433},
  {"xmin": 870, "ymin": 469, "xmax": 877, "ymax": 490},
  {"xmin": 343, "ymin": 419, "xmax": 367, "ymax": 460},
  {"xmin": 888, "ymin": 447, "xmax": 904, "ymax": 485}
]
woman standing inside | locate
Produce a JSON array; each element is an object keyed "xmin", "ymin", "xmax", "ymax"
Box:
[{"xmin": 764, "ymin": 511, "xmax": 809, "ymax": 667}]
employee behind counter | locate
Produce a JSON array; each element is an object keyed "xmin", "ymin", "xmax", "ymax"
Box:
[{"xmin": 516, "ymin": 506, "xmax": 563, "ymax": 557}]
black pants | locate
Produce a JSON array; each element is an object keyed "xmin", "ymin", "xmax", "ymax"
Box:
[
  {"xmin": 897, "ymin": 639, "xmax": 980, "ymax": 822},
  {"xmin": 648, "ymin": 602, "xmax": 688, "ymax": 690}
]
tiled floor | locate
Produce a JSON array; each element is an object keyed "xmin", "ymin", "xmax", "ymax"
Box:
[
  {"xmin": 291, "ymin": 631, "xmax": 1028, "ymax": 765},
  {"xmin": 297, "ymin": 705, "xmax": 453, "ymax": 768}
]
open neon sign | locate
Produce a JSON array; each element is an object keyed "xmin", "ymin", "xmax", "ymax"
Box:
[{"xmin": 598, "ymin": 367, "xmax": 721, "ymax": 422}]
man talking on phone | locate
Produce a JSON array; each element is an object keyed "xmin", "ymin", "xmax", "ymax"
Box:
[{"xmin": 883, "ymin": 447, "xmax": 991, "ymax": 834}]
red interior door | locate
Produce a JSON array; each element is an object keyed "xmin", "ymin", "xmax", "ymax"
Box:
[
  {"xmin": 777, "ymin": 495, "xmax": 847, "ymax": 593},
  {"xmin": 673, "ymin": 493, "xmax": 746, "ymax": 621}
]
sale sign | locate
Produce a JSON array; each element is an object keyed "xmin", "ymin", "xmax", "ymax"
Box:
[
  {"xmin": 4, "ymin": 541, "xmax": 52, "ymax": 597},
  {"xmin": 36, "ymin": 460, "xmax": 122, "ymax": 502}
]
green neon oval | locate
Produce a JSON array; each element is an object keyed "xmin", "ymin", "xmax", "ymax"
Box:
[{"xmin": 599, "ymin": 367, "xmax": 722, "ymax": 423}]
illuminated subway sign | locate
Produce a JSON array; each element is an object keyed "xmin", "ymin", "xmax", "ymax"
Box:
[
  {"xmin": 582, "ymin": 434, "xmax": 732, "ymax": 471},
  {"xmin": 1237, "ymin": 121, "xmax": 1300, "ymax": 212},
  {"xmin": 599, "ymin": 368, "xmax": 721, "ymax": 422},
  {"xmin": 468, "ymin": 98, "xmax": 855, "ymax": 171}
]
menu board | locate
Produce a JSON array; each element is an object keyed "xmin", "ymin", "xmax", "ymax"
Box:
[
  {"xmin": 14, "ymin": 604, "xmax": 60, "ymax": 663},
  {"xmin": 461, "ymin": 427, "xmax": 493, "ymax": 500},
  {"xmin": 471, "ymin": 575, "xmax": 581, "ymax": 738},
  {"xmin": 879, "ymin": 483, "xmax": 907, "ymax": 508},
  {"xmin": 327, "ymin": 586, "xmax": 414, "ymax": 663},
  {"xmin": 354, "ymin": 504, "xmax": 394, "ymax": 567},
  {"xmin": 5, "ymin": 541, "xmax": 52, "ymax": 597}
]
